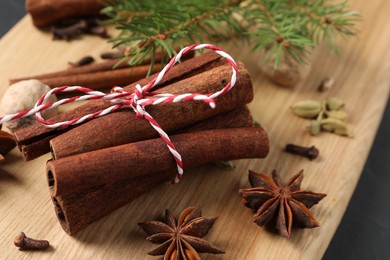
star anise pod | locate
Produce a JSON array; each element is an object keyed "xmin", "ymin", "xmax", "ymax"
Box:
[
  {"xmin": 239, "ymin": 169, "xmax": 326, "ymax": 238},
  {"xmin": 139, "ymin": 206, "xmax": 224, "ymax": 260}
]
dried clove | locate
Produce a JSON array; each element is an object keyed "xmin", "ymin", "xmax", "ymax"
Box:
[
  {"xmin": 51, "ymin": 17, "xmax": 108, "ymax": 40},
  {"xmin": 51, "ymin": 20, "xmax": 88, "ymax": 40},
  {"xmin": 100, "ymin": 51, "xmax": 123, "ymax": 59},
  {"xmin": 285, "ymin": 144, "xmax": 319, "ymax": 160},
  {"xmin": 68, "ymin": 56, "xmax": 95, "ymax": 67},
  {"xmin": 14, "ymin": 232, "xmax": 50, "ymax": 251},
  {"xmin": 84, "ymin": 17, "xmax": 100, "ymax": 28},
  {"xmin": 88, "ymin": 26, "xmax": 110, "ymax": 38}
]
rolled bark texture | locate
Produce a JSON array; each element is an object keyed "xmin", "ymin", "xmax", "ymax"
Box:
[
  {"xmin": 26, "ymin": 0, "xmax": 104, "ymax": 27},
  {"xmin": 50, "ymin": 62, "xmax": 253, "ymax": 159},
  {"xmin": 9, "ymin": 50, "xmax": 192, "ymax": 85},
  {"xmin": 12, "ymin": 52, "xmax": 228, "ymax": 160},
  {"xmin": 50, "ymin": 127, "xmax": 269, "ymax": 234},
  {"xmin": 34, "ymin": 65, "xmax": 160, "ymax": 90}
]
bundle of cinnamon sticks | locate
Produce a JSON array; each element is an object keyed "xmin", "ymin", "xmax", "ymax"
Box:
[{"xmin": 13, "ymin": 52, "xmax": 269, "ymax": 234}]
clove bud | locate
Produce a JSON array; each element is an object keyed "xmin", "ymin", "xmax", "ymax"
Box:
[
  {"xmin": 285, "ymin": 144, "xmax": 319, "ymax": 160},
  {"xmin": 100, "ymin": 51, "xmax": 124, "ymax": 60},
  {"xmin": 52, "ymin": 20, "xmax": 88, "ymax": 40},
  {"xmin": 68, "ymin": 56, "xmax": 95, "ymax": 67},
  {"xmin": 14, "ymin": 232, "xmax": 50, "ymax": 251}
]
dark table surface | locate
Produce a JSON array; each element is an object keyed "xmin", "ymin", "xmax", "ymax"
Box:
[{"xmin": 1, "ymin": 1, "xmax": 389, "ymax": 259}]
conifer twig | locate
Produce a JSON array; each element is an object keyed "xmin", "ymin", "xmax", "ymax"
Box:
[{"xmin": 102, "ymin": 0, "xmax": 360, "ymax": 72}]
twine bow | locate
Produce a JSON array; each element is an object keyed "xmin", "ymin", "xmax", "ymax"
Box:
[{"xmin": 0, "ymin": 44, "xmax": 238, "ymax": 183}]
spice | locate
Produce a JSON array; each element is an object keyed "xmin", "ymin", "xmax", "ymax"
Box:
[
  {"xmin": 0, "ymin": 80, "xmax": 58, "ymax": 132},
  {"xmin": 0, "ymin": 130, "xmax": 16, "ymax": 156},
  {"xmin": 52, "ymin": 171, "xmax": 169, "ymax": 235},
  {"xmin": 51, "ymin": 17, "xmax": 108, "ymax": 40},
  {"xmin": 13, "ymin": 52, "xmax": 221, "ymax": 161},
  {"xmin": 14, "ymin": 232, "xmax": 50, "ymax": 251},
  {"xmin": 326, "ymin": 97, "xmax": 344, "ymax": 110},
  {"xmin": 291, "ymin": 97, "xmax": 352, "ymax": 137},
  {"xmin": 49, "ymin": 109, "xmax": 261, "ymax": 235},
  {"xmin": 291, "ymin": 100, "xmax": 322, "ymax": 118},
  {"xmin": 26, "ymin": 0, "xmax": 103, "ymax": 27},
  {"xmin": 48, "ymin": 127, "xmax": 269, "ymax": 197},
  {"xmin": 317, "ymin": 77, "xmax": 335, "ymax": 92},
  {"xmin": 88, "ymin": 25, "xmax": 109, "ymax": 38},
  {"xmin": 34, "ymin": 65, "xmax": 160, "ymax": 90},
  {"xmin": 48, "ymin": 62, "xmax": 253, "ymax": 160},
  {"xmin": 259, "ymin": 50, "xmax": 311, "ymax": 87},
  {"xmin": 139, "ymin": 206, "xmax": 224, "ymax": 259},
  {"xmin": 51, "ymin": 20, "xmax": 88, "ymax": 40},
  {"xmin": 68, "ymin": 56, "xmax": 95, "ymax": 67},
  {"xmin": 239, "ymin": 169, "xmax": 326, "ymax": 238},
  {"xmin": 9, "ymin": 47, "xmax": 192, "ymax": 86},
  {"xmin": 84, "ymin": 17, "xmax": 110, "ymax": 38},
  {"xmin": 285, "ymin": 144, "xmax": 319, "ymax": 160},
  {"xmin": 100, "ymin": 51, "xmax": 124, "ymax": 60},
  {"xmin": 0, "ymin": 130, "xmax": 16, "ymax": 164}
]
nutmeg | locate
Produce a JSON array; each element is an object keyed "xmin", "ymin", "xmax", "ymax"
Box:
[
  {"xmin": 259, "ymin": 50, "xmax": 311, "ymax": 87},
  {"xmin": 0, "ymin": 79, "xmax": 59, "ymax": 132}
]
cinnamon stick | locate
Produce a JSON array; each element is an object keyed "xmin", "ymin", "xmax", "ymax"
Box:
[
  {"xmin": 10, "ymin": 60, "xmax": 122, "ymax": 84},
  {"xmin": 50, "ymin": 127, "xmax": 269, "ymax": 234},
  {"xmin": 50, "ymin": 62, "xmax": 253, "ymax": 159},
  {"xmin": 9, "ymin": 51, "xmax": 190, "ymax": 84},
  {"xmin": 52, "ymin": 172, "xmax": 171, "ymax": 235},
  {"xmin": 48, "ymin": 127, "xmax": 268, "ymax": 197},
  {"xmin": 26, "ymin": 0, "xmax": 104, "ymax": 27},
  {"xmin": 0, "ymin": 131, "xmax": 16, "ymax": 155},
  {"xmin": 13, "ymin": 52, "xmax": 227, "ymax": 160},
  {"xmin": 174, "ymin": 106, "xmax": 253, "ymax": 134},
  {"xmin": 31, "ymin": 65, "xmax": 161, "ymax": 90}
]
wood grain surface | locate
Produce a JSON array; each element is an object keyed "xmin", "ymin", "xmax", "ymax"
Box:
[{"xmin": 1, "ymin": 0, "xmax": 389, "ymax": 259}]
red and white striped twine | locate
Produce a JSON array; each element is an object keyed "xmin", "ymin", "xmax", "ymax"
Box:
[{"xmin": 0, "ymin": 44, "xmax": 238, "ymax": 183}]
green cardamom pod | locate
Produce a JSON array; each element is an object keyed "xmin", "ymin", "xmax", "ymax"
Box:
[
  {"xmin": 291, "ymin": 100, "xmax": 322, "ymax": 118},
  {"xmin": 325, "ymin": 110, "xmax": 348, "ymax": 121},
  {"xmin": 327, "ymin": 97, "xmax": 345, "ymax": 110},
  {"xmin": 321, "ymin": 118, "xmax": 350, "ymax": 136},
  {"xmin": 308, "ymin": 120, "xmax": 321, "ymax": 135}
]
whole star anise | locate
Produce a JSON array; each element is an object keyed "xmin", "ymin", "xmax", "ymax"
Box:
[
  {"xmin": 239, "ymin": 169, "xmax": 326, "ymax": 238},
  {"xmin": 139, "ymin": 206, "xmax": 224, "ymax": 259}
]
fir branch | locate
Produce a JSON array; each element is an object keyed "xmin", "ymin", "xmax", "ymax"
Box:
[
  {"xmin": 102, "ymin": 0, "xmax": 247, "ymax": 68},
  {"xmin": 102, "ymin": 0, "xmax": 360, "ymax": 71}
]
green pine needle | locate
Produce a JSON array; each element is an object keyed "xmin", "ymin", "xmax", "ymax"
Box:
[{"xmin": 102, "ymin": 0, "xmax": 360, "ymax": 73}]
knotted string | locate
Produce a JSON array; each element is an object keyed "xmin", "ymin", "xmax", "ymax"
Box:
[{"xmin": 0, "ymin": 43, "xmax": 238, "ymax": 183}]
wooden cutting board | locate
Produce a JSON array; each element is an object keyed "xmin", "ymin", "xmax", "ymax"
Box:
[{"xmin": 1, "ymin": 1, "xmax": 389, "ymax": 259}]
